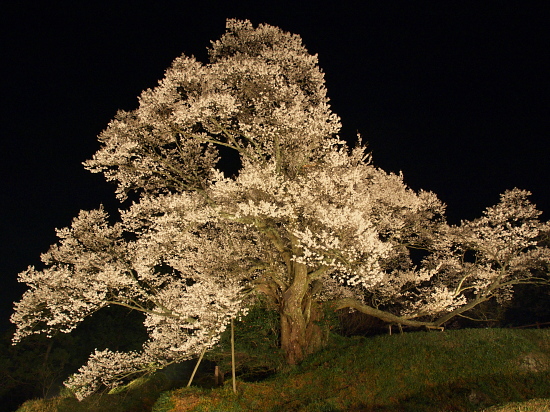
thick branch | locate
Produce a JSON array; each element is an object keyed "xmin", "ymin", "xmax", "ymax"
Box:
[{"xmin": 331, "ymin": 298, "xmax": 436, "ymax": 328}]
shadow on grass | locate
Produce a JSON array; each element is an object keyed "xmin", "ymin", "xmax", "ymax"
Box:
[{"xmin": 346, "ymin": 371, "xmax": 550, "ymax": 412}]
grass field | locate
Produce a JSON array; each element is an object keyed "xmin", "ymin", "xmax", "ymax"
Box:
[{"xmin": 16, "ymin": 328, "xmax": 550, "ymax": 412}]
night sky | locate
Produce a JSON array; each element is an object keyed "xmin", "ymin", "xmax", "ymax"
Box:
[{"xmin": 1, "ymin": 2, "xmax": 549, "ymax": 332}]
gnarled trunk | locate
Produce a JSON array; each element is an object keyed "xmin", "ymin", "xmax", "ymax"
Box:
[
  {"xmin": 279, "ymin": 264, "xmax": 326, "ymax": 364},
  {"xmin": 280, "ymin": 297, "xmax": 325, "ymax": 364}
]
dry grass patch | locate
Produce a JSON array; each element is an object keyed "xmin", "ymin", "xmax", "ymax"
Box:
[{"xmin": 483, "ymin": 398, "xmax": 550, "ymax": 411}]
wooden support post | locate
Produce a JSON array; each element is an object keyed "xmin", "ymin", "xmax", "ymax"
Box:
[
  {"xmin": 231, "ymin": 317, "xmax": 237, "ymax": 394},
  {"xmin": 187, "ymin": 346, "xmax": 207, "ymax": 387},
  {"xmin": 214, "ymin": 365, "xmax": 224, "ymax": 386}
]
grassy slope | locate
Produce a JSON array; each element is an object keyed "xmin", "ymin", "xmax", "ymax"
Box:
[
  {"xmin": 155, "ymin": 329, "xmax": 550, "ymax": 412},
  {"xmin": 17, "ymin": 328, "xmax": 550, "ymax": 412}
]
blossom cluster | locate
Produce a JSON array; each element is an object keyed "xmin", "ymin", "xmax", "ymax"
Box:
[{"xmin": 84, "ymin": 19, "xmax": 341, "ymax": 199}]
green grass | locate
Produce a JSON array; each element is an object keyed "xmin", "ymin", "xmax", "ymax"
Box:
[{"xmin": 16, "ymin": 328, "xmax": 550, "ymax": 412}]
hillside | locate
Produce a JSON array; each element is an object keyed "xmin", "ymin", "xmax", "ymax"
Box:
[{"xmin": 17, "ymin": 328, "xmax": 550, "ymax": 411}]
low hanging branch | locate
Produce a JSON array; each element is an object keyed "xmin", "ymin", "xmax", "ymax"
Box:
[{"xmin": 331, "ymin": 298, "xmax": 437, "ymax": 328}]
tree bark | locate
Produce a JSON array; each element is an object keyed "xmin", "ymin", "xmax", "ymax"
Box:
[
  {"xmin": 332, "ymin": 298, "xmax": 437, "ymax": 328},
  {"xmin": 279, "ymin": 264, "xmax": 326, "ymax": 364},
  {"xmin": 280, "ymin": 299, "xmax": 325, "ymax": 364}
]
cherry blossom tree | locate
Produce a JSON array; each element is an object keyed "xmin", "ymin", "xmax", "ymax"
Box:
[
  {"xmin": 11, "ymin": 20, "xmax": 550, "ymax": 399},
  {"xmin": 334, "ymin": 188, "xmax": 550, "ymax": 326}
]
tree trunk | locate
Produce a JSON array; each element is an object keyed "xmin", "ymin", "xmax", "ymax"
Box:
[{"xmin": 280, "ymin": 282, "xmax": 326, "ymax": 365}]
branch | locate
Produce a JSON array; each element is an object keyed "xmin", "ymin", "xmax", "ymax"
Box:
[
  {"xmin": 457, "ymin": 313, "xmax": 498, "ymax": 322},
  {"xmin": 431, "ymin": 294, "xmax": 490, "ymax": 326},
  {"xmin": 103, "ymin": 300, "xmax": 196, "ymax": 323},
  {"xmin": 330, "ymin": 298, "xmax": 436, "ymax": 328},
  {"xmin": 274, "ymin": 134, "xmax": 281, "ymax": 174},
  {"xmin": 309, "ymin": 265, "xmax": 329, "ymax": 280},
  {"xmin": 453, "ymin": 268, "xmax": 476, "ymax": 296}
]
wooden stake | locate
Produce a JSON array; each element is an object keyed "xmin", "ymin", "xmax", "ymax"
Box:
[
  {"xmin": 187, "ymin": 346, "xmax": 207, "ymax": 387},
  {"xmin": 231, "ymin": 317, "xmax": 237, "ymax": 394}
]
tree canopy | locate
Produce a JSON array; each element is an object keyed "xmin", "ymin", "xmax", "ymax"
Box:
[{"xmin": 12, "ymin": 19, "xmax": 550, "ymax": 400}]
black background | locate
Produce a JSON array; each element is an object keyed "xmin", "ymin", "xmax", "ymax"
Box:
[{"xmin": 2, "ymin": 1, "xmax": 549, "ymax": 332}]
